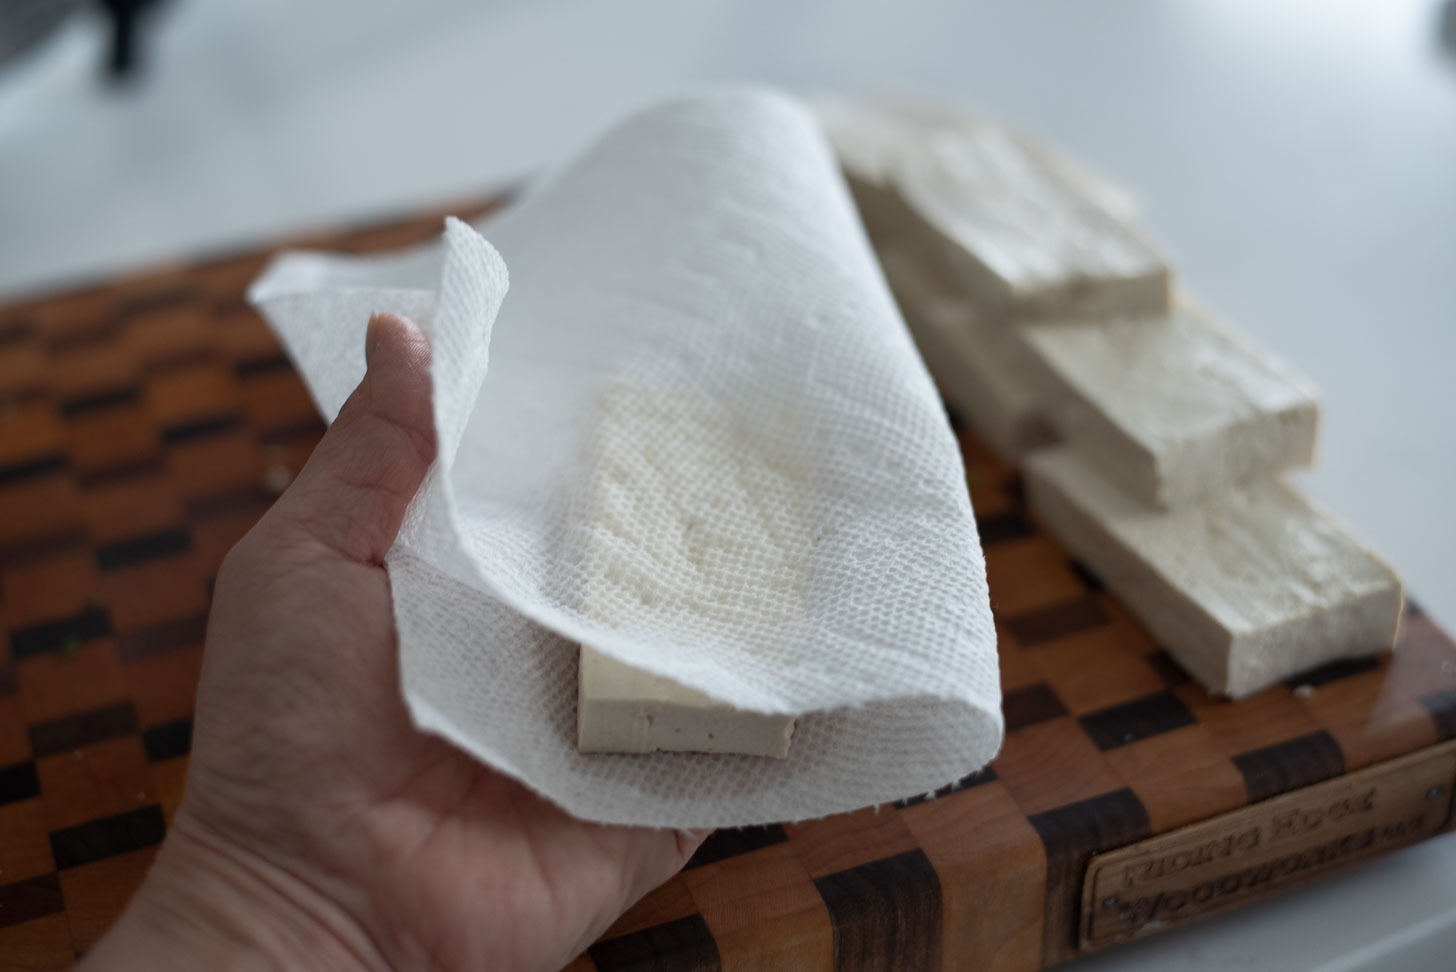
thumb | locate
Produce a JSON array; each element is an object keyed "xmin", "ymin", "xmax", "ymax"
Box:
[{"xmin": 269, "ymin": 312, "xmax": 436, "ymax": 564}]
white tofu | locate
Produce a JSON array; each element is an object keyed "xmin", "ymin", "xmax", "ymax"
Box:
[
  {"xmin": 1018, "ymin": 303, "xmax": 1320, "ymax": 508},
  {"xmin": 577, "ymin": 647, "xmax": 795, "ymax": 757},
  {"xmin": 811, "ymin": 96, "xmax": 1142, "ymax": 239},
  {"xmin": 888, "ymin": 125, "xmax": 1170, "ymax": 320},
  {"xmin": 1025, "ymin": 446, "xmax": 1403, "ymax": 699},
  {"xmin": 877, "ymin": 242, "xmax": 1055, "ymax": 459},
  {"xmin": 814, "ymin": 95, "xmax": 958, "ymax": 188},
  {"xmin": 575, "ymin": 383, "xmax": 802, "ymax": 757},
  {"xmin": 813, "ymin": 98, "xmax": 933, "ymax": 241}
]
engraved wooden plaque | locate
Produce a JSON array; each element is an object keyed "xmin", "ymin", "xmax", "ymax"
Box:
[{"xmin": 1081, "ymin": 741, "xmax": 1456, "ymax": 950}]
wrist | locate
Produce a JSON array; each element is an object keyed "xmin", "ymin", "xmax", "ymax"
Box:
[{"xmin": 82, "ymin": 810, "xmax": 386, "ymax": 972}]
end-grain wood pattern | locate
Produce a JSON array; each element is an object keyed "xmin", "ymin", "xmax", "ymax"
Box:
[{"xmin": 0, "ymin": 199, "xmax": 1452, "ymax": 969}]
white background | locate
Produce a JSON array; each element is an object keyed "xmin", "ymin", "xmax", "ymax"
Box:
[{"xmin": 2, "ymin": 1, "xmax": 1453, "ymax": 968}]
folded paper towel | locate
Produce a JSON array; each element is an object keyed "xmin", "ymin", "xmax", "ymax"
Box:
[{"xmin": 247, "ymin": 90, "xmax": 1002, "ymax": 827}]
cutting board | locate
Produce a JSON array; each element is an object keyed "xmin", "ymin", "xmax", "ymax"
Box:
[{"xmin": 0, "ymin": 199, "xmax": 1452, "ymax": 970}]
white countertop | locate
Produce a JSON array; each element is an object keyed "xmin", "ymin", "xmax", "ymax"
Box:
[{"xmin": 2, "ymin": 1, "xmax": 1452, "ymax": 968}]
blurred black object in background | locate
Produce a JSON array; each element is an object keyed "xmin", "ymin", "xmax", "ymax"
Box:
[
  {"xmin": 1439, "ymin": 0, "xmax": 1456, "ymax": 62},
  {"xmin": 0, "ymin": 0, "xmax": 167, "ymax": 82},
  {"xmin": 97, "ymin": 0, "xmax": 165, "ymax": 80}
]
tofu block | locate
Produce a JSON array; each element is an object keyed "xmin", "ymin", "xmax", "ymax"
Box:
[
  {"xmin": 575, "ymin": 383, "xmax": 804, "ymax": 757},
  {"xmin": 888, "ymin": 125, "xmax": 1171, "ymax": 320},
  {"xmin": 877, "ymin": 242, "xmax": 1055, "ymax": 459},
  {"xmin": 578, "ymin": 647, "xmax": 795, "ymax": 757},
  {"xmin": 1018, "ymin": 303, "xmax": 1320, "ymax": 508},
  {"xmin": 815, "ymin": 97, "xmax": 966, "ymax": 240},
  {"xmin": 1025, "ymin": 446, "xmax": 1403, "ymax": 699},
  {"xmin": 812, "ymin": 96, "xmax": 1142, "ymax": 241}
]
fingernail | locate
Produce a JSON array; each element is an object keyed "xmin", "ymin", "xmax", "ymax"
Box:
[{"xmin": 365, "ymin": 312, "xmax": 386, "ymax": 366}]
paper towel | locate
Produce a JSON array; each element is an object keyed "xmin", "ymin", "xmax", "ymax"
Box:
[{"xmin": 247, "ymin": 90, "xmax": 1002, "ymax": 828}]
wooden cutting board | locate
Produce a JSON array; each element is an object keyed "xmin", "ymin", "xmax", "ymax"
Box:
[{"xmin": 0, "ymin": 199, "xmax": 1452, "ymax": 970}]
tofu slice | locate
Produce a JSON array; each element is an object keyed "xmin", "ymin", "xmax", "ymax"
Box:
[
  {"xmin": 877, "ymin": 242, "xmax": 1055, "ymax": 459},
  {"xmin": 577, "ymin": 647, "xmax": 795, "ymax": 756},
  {"xmin": 887, "ymin": 125, "xmax": 1171, "ymax": 320},
  {"xmin": 575, "ymin": 382, "xmax": 803, "ymax": 758},
  {"xmin": 812, "ymin": 96, "xmax": 1142, "ymax": 243},
  {"xmin": 1018, "ymin": 303, "xmax": 1320, "ymax": 508},
  {"xmin": 1025, "ymin": 446, "xmax": 1403, "ymax": 699}
]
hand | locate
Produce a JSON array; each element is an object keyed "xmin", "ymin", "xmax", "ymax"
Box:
[{"xmin": 83, "ymin": 313, "xmax": 703, "ymax": 972}]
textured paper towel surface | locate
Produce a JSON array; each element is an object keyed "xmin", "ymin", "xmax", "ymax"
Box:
[{"xmin": 247, "ymin": 90, "xmax": 1002, "ymax": 827}]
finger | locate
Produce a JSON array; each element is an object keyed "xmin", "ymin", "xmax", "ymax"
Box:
[
  {"xmin": 269, "ymin": 312, "xmax": 436, "ymax": 564},
  {"xmin": 623, "ymin": 827, "xmax": 710, "ymax": 903},
  {"xmin": 558, "ymin": 825, "xmax": 709, "ymax": 965}
]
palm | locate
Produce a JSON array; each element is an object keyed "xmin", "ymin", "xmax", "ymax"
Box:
[{"xmin": 171, "ymin": 314, "xmax": 698, "ymax": 972}]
